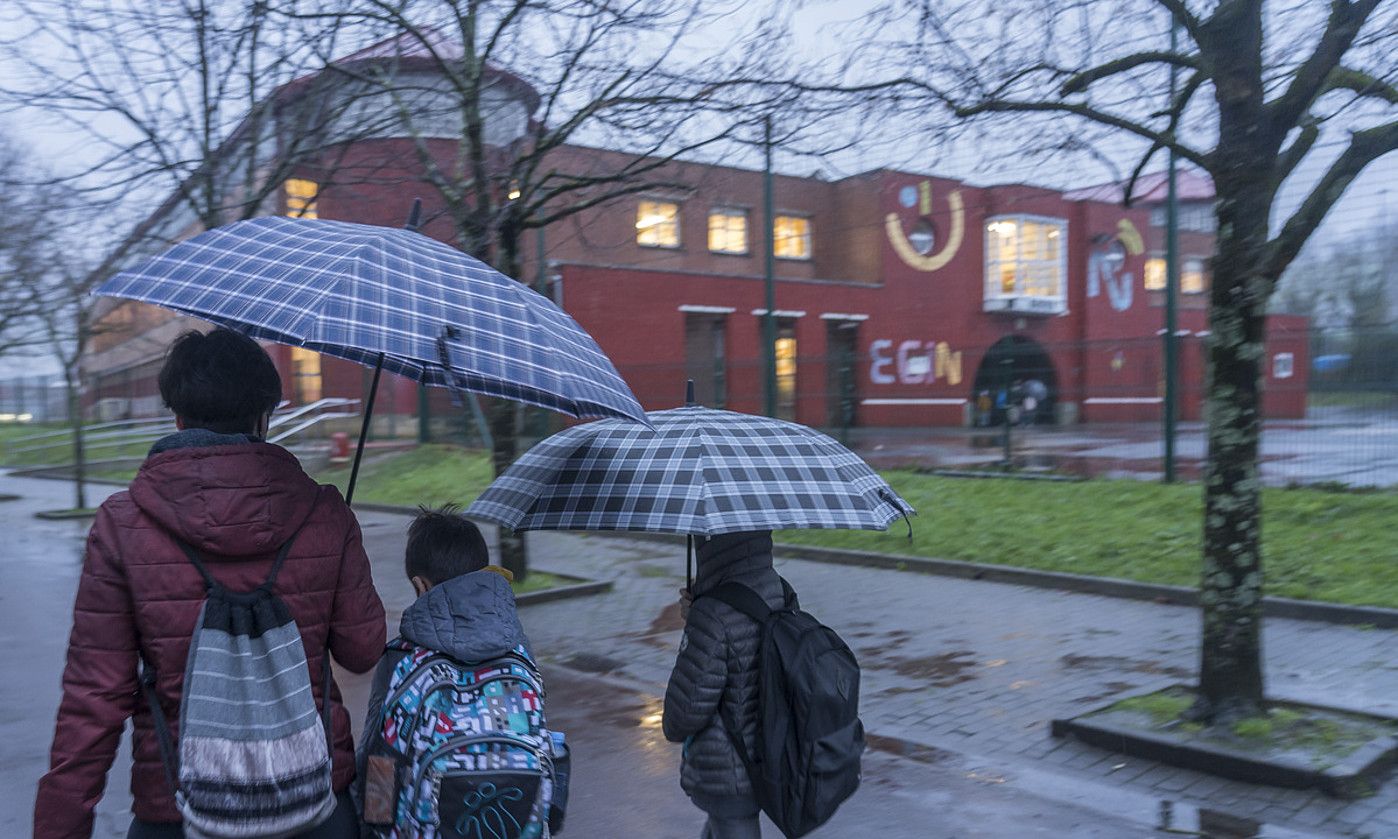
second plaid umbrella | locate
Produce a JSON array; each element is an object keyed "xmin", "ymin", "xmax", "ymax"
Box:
[{"xmin": 467, "ymin": 405, "xmax": 913, "ymax": 537}]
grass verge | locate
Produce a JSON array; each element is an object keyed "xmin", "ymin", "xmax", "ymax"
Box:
[{"xmin": 68, "ymin": 443, "xmax": 1398, "ymax": 612}]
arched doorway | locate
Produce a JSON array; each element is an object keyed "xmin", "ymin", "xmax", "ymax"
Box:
[{"xmin": 970, "ymin": 335, "xmax": 1058, "ymax": 425}]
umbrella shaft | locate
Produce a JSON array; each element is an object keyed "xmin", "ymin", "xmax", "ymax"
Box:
[{"xmin": 346, "ymin": 353, "xmax": 386, "ymax": 505}]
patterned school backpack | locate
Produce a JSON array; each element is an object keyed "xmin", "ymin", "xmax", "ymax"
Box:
[
  {"xmin": 366, "ymin": 640, "xmax": 567, "ymax": 839},
  {"xmin": 139, "ymin": 524, "xmax": 338, "ymax": 838}
]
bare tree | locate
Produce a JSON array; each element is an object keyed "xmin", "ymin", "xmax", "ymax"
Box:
[
  {"xmin": 0, "ymin": 135, "xmax": 49, "ymax": 358},
  {"xmin": 1, "ymin": 0, "xmax": 405, "ymax": 246},
  {"xmin": 831, "ymin": 0, "xmax": 1398, "ymax": 722},
  {"xmin": 297, "ymin": 0, "xmax": 807, "ymax": 578}
]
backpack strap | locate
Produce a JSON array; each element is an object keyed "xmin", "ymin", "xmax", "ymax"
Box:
[
  {"xmin": 139, "ymin": 660, "xmax": 180, "ymax": 796},
  {"xmin": 703, "ymin": 577, "xmax": 798, "ymax": 621},
  {"xmin": 171, "ymin": 515, "xmax": 309, "ymax": 593}
]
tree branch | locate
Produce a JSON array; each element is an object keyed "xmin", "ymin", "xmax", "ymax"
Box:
[
  {"xmin": 1267, "ymin": 0, "xmax": 1385, "ymax": 137},
  {"xmin": 1151, "ymin": 0, "xmax": 1203, "ymax": 39},
  {"xmin": 1322, "ymin": 65, "xmax": 1398, "ymax": 105},
  {"xmin": 1263, "ymin": 119, "xmax": 1398, "ymax": 280},
  {"xmin": 956, "ymin": 98, "xmax": 1212, "ymax": 169},
  {"xmin": 1060, "ymin": 51, "xmax": 1201, "ymax": 96}
]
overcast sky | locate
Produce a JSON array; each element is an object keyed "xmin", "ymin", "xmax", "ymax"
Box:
[{"xmin": 0, "ymin": 0, "xmax": 1392, "ymax": 377}]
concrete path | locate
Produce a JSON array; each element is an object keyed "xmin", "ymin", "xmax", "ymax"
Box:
[{"xmin": 7, "ymin": 472, "xmax": 1396, "ymax": 837}]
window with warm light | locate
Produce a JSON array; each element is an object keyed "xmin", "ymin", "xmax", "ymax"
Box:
[
  {"xmin": 1144, "ymin": 256, "xmax": 1207, "ymax": 293},
  {"xmin": 1145, "ymin": 257, "xmax": 1166, "ymax": 291},
  {"xmin": 636, "ymin": 200, "xmax": 681, "ymax": 248},
  {"xmin": 708, "ymin": 208, "xmax": 748, "ymax": 254},
  {"xmin": 284, "ymin": 178, "xmax": 319, "ymax": 219},
  {"xmin": 1183, "ymin": 258, "xmax": 1205, "ymax": 294},
  {"xmin": 289, "ymin": 346, "xmax": 322, "ymax": 404},
  {"xmin": 773, "ymin": 215, "xmax": 811, "ymax": 260},
  {"xmin": 775, "ymin": 322, "xmax": 797, "ymax": 420},
  {"xmin": 984, "ymin": 216, "xmax": 1067, "ymax": 314}
]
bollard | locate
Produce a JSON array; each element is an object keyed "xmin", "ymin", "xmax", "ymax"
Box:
[{"xmin": 330, "ymin": 431, "xmax": 351, "ymax": 462}]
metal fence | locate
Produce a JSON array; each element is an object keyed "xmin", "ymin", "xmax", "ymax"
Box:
[{"xmin": 7, "ymin": 324, "xmax": 1398, "ymax": 486}]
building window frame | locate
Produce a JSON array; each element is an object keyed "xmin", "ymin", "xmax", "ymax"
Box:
[
  {"xmin": 983, "ymin": 214, "xmax": 1068, "ymax": 316},
  {"xmin": 1145, "ymin": 254, "xmax": 1208, "ymax": 294},
  {"xmin": 773, "ymin": 214, "xmax": 812, "ymax": 261},
  {"xmin": 636, "ymin": 198, "xmax": 682, "ymax": 249},
  {"xmin": 284, "ymin": 178, "xmax": 319, "ymax": 219},
  {"xmin": 707, "ymin": 207, "xmax": 749, "ymax": 255}
]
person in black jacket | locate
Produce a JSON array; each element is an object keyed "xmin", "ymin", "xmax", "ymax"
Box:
[{"xmin": 663, "ymin": 531, "xmax": 785, "ymax": 839}]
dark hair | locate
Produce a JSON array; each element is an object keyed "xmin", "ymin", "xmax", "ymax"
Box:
[
  {"xmin": 158, "ymin": 328, "xmax": 282, "ymax": 435},
  {"xmin": 405, "ymin": 504, "xmax": 489, "ymax": 584}
]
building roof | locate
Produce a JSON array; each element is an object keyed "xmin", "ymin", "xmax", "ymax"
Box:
[{"xmin": 1064, "ymin": 168, "xmax": 1214, "ymax": 205}]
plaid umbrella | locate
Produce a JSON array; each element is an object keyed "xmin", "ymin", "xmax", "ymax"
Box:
[
  {"xmin": 467, "ymin": 405, "xmax": 914, "ymax": 537},
  {"xmin": 94, "ymin": 214, "xmax": 647, "ymax": 501}
]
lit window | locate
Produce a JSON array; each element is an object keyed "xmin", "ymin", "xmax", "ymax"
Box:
[
  {"xmin": 290, "ymin": 346, "xmax": 322, "ymax": 404},
  {"xmin": 984, "ymin": 216, "xmax": 1067, "ymax": 315},
  {"xmin": 708, "ymin": 208, "xmax": 748, "ymax": 254},
  {"xmin": 773, "ymin": 215, "xmax": 811, "ymax": 260},
  {"xmin": 284, "ymin": 178, "xmax": 318, "ymax": 219},
  {"xmin": 1183, "ymin": 258, "xmax": 1205, "ymax": 294},
  {"xmin": 775, "ymin": 322, "xmax": 797, "ymax": 420},
  {"xmin": 637, "ymin": 200, "xmax": 680, "ymax": 248},
  {"xmin": 1144, "ymin": 257, "xmax": 1166, "ymax": 291}
]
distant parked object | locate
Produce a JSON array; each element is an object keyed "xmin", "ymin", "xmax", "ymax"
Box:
[{"xmin": 1312, "ymin": 354, "xmax": 1351, "ymax": 374}]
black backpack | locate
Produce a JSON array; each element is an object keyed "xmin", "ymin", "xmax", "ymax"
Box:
[{"xmin": 706, "ymin": 578, "xmax": 864, "ymax": 838}]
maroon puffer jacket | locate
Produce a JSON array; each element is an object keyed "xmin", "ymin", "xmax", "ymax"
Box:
[{"xmin": 34, "ymin": 440, "xmax": 387, "ymax": 838}]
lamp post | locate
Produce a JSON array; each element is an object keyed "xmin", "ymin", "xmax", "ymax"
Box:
[
  {"xmin": 1163, "ymin": 14, "xmax": 1180, "ymax": 483},
  {"xmin": 763, "ymin": 114, "xmax": 777, "ymax": 418}
]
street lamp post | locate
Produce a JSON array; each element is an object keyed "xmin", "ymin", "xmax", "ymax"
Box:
[
  {"xmin": 763, "ymin": 114, "xmax": 778, "ymax": 418},
  {"xmin": 1164, "ymin": 14, "xmax": 1180, "ymax": 483}
]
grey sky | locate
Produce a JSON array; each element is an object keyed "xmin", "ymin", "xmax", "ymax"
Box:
[{"xmin": 0, "ymin": 0, "xmax": 1393, "ymax": 378}]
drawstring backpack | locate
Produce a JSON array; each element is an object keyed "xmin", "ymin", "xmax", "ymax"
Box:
[{"xmin": 140, "ymin": 517, "xmax": 337, "ymax": 839}]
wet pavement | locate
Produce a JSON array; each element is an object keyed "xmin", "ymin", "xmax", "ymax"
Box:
[
  {"xmin": 8, "ymin": 472, "xmax": 1397, "ymax": 837},
  {"xmin": 847, "ymin": 405, "xmax": 1398, "ymax": 487}
]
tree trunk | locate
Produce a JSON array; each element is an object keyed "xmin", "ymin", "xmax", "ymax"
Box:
[
  {"xmin": 65, "ymin": 369, "xmax": 86, "ymax": 511},
  {"xmin": 490, "ymin": 223, "xmax": 528, "ymax": 581},
  {"xmin": 487, "ymin": 397, "xmax": 525, "ymax": 581},
  {"xmin": 1191, "ymin": 180, "xmax": 1271, "ymax": 724}
]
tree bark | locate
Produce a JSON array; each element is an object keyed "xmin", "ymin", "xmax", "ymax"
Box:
[
  {"xmin": 1192, "ymin": 170, "xmax": 1272, "ymax": 723},
  {"xmin": 65, "ymin": 368, "xmax": 86, "ymax": 511},
  {"xmin": 487, "ymin": 397, "xmax": 525, "ymax": 581}
]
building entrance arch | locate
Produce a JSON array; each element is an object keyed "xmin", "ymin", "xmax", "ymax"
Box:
[{"xmin": 970, "ymin": 335, "xmax": 1058, "ymax": 425}]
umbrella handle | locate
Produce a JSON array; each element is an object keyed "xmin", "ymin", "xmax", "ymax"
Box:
[
  {"xmin": 686, "ymin": 534, "xmax": 693, "ymax": 591},
  {"xmin": 346, "ymin": 352, "xmax": 385, "ymax": 506}
]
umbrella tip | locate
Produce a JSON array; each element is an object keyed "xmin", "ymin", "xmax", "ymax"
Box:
[
  {"xmin": 405, "ymin": 198, "xmax": 423, "ymax": 232},
  {"xmin": 685, "ymin": 379, "xmax": 696, "ymax": 407}
]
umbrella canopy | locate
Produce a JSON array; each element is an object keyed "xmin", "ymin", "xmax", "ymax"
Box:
[
  {"xmin": 467, "ymin": 406, "xmax": 914, "ymax": 536},
  {"xmin": 93, "ymin": 216, "xmax": 646, "ymax": 424}
]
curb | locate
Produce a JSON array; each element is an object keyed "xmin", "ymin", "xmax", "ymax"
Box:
[
  {"xmin": 75, "ymin": 497, "xmax": 1398, "ymax": 631},
  {"xmin": 777, "ymin": 543, "xmax": 1398, "ymax": 630},
  {"xmin": 1052, "ymin": 684, "xmax": 1398, "ymax": 799},
  {"xmin": 515, "ymin": 579, "xmax": 613, "ymax": 606}
]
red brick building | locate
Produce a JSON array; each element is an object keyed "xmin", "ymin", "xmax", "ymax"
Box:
[{"xmin": 84, "ymin": 59, "xmax": 1308, "ymax": 430}]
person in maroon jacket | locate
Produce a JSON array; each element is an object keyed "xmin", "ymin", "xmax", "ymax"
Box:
[{"xmin": 35, "ymin": 329, "xmax": 387, "ymax": 839}]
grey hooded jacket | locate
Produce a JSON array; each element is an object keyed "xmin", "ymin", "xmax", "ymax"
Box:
[
  {"xmin": 355, "ymin": 570, "xmax": 531, "ymax": 809},
  {"xmin": 662, "ymin": 531, "xmax": 785, "ymax": 817}
]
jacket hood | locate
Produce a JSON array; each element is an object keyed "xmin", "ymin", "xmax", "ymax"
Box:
[
  {"xmin": 399, "ymin": 571, "xmax": 530, "ymax": 663},
  {"xmin": 129, "ymin": 436, "xmax": 323, "ymax": 557},
  {"xmin": 693, "ymin": 530, "xmax": 774, "ymax": 595}
]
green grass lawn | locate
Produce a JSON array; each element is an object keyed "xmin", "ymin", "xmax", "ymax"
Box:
[
  {"xmin": 313, "ymin": 446, "xmax": 1398, "ymax": 610},
  {"xmin": 316, "ymin": 444, "xmax": 496, "ymax": 509}
]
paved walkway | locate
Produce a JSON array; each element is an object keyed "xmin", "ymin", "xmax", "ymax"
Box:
[{"xmin": 7, "ymin": 473, "xmax": 1397, "ymax": 836}]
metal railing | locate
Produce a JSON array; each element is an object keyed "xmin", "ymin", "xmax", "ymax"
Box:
[{"xmin": 2, "ymin": 398, "xmax": 362, "ymax": 466}]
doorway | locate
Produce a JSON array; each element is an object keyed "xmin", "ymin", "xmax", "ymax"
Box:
[
  {"xmin": 970, "ymin": 335, "xmax": 1058, "ymax": 425},
  {"xmin": 684, "ymin": 314, "xmax": 727, "ymax": 408},
  {"xmin": 826, "ymin": 321, "xmax": 859, "ymax": 428}
]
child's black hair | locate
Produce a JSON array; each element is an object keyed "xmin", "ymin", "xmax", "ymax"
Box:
[
  {"xmin": 158, "ymin": 328, "xmax": 282, "ymax": 435},
  {"xmin": 405, "ymin": 504, "xmax": 490, "ymax": 585}
]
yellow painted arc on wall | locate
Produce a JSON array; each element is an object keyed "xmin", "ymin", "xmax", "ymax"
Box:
[
  {"xmin": 886, "ymin": 190, "xmax": 965, "ymax": 272},
  {"xmin": 1117, "ymin": 219, "xmax": 1145, "ymax": 256}
]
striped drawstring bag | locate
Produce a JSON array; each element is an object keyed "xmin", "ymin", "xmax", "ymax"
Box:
[{"xmin": 140, "ymin": 519, "xmax": 337, "ymax": 839}]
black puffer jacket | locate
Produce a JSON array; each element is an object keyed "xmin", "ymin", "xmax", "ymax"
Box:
[{"xmin": 662, "ymin": 531, "xmax": 784, "ymax": 817}]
